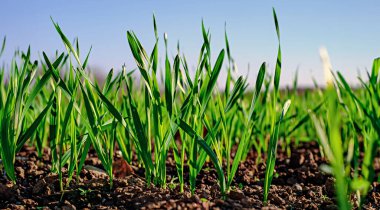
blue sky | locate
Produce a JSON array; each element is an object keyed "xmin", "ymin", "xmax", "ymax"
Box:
[{"xmin": 1, "ymin": 1, "xmax": 380, "ymax": 87}]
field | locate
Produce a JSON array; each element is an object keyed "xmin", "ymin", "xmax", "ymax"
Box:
[{"xmin": 0, "ymin": 9, "xmax": 379, "ymax": 209}]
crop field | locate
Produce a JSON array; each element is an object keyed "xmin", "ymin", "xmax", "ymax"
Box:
[{"xmin": 0, "ymin": 9, "xmax": 379, "ymax": 209}]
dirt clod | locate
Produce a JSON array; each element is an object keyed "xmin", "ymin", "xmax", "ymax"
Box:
[
  {"xmin": 32, "ymin": 178, "xmax": 47, "ymax": 194},
  {"xmin": 229, "ymin": 189, "xmax": 245, "ymax": 200}
]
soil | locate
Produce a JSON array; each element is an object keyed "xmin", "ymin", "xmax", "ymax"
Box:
[{"xmin": 0, "ymin": 141, "xmax": 379, "ymax": 210}]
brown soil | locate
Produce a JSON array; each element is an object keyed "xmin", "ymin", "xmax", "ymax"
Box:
[{"xmin": 0, "ymin": 142, "xmax": 379, "ymax": 209}]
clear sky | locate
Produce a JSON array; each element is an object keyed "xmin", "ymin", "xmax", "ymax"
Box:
[{"xmin": 1, "ymin": 1, "xmax": 380, "ymax": 87}]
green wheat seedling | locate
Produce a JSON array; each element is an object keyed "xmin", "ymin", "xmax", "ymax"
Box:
[
  {"xmin": 0, "ymin": 45, "xmax": 55, "ymax": 182},
  {"xmin": 262, "ymin": 8, "xmax": 293, "ymax": 204},
  {"xmin": 307, "ymin": 54, "xmax": 380, "ymax": 209},
  {"xmin": 334, "ymin": 57, "xmax": 380, "ymax": 206},
  {"xmin": 310, "ymin": 90, "xmax": 351, "ymax": 210},
  {"xmin": 227, "ymin": 63, "xmax": 265, "ymax": 190},
  {"xmin": 263, "ymin": 99, "xmax": 291, "ymax": 204},
  {"xmin": 50, "ymin": 18, "xmax": 130, "ymax": 189},
  {"xmin": 125, "ymin": 15, "xmax": 182, "ymax": 187}
]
